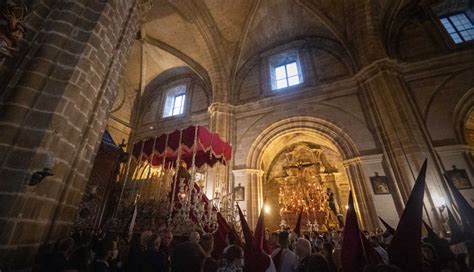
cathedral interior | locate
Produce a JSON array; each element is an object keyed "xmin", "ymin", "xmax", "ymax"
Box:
[{"xmin": 0, "ymin": 0, "xmax": 473, "ymax": 270}]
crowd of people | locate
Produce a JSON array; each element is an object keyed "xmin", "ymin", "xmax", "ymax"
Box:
[{"xmin": 32, "ymin": 225, "xmax": 473, "ymax": 272}]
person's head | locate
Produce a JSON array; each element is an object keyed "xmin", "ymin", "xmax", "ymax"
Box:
[
  {"xmin": 304, "ymin": 254, "xmax": 329, "ymax": 272},
  {"xmin": 295, "ymin": 238, "xmax": 312, "ymax": 259},
  {"xmin": 171, "ymin": 241, "xmax": 205, "ymax": 272},
  {"xmin": 289, "ymin": 231, "xmax": 298, "ymax": 242},
  {"xmin": 223, "ymin": 245, "xmax": 244, "ymax": 267},
  {"xmin": 278, "ymin": 231, "xmax": 290, "ymax": 248},
  {"xmin": 271, "ymin": 232, "xmax": 279, "ymax": 246},
  {"xmin": 370, "ymin": 236, "xmax": 381, "ymax": 247},
  {"xmin": 67, "ymin": 247, "xmax": 92, "ymax": 270},
  {"xmin": 189, "ymin": 231, "xmax": 200, "ymax": 244},
  {"xmin": 140, "ymin": 230, "xmax": 153, "ymax": 248},
  {"xmin": 161, "ymin": 229, "xmax": 173, "ymax": 248},
  {"xmin": 421, "ymin": 243, "xmax": 437, "ymax": 263},
  {"xmin": 315, "ymin": 236, "xmax": 324, "ymax": 247},
  {"xmin": 147, "ymin": 234, "xmax": 161, "ymax": 252},
  {"xmin": 322, "ymin": 242, "xmax": 334, "ymax": 256},
  {"xmin": 58, "ymin": 237, "xmax": 74, "ymax": 255},
  {"xmin": 96, "ymin": 239, "xmax": 118, "ymax": 261},
  {"xmin": 200, "ymin": 234, "xmax": 214, "ymax": 256}
]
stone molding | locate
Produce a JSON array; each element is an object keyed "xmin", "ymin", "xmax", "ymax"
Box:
[
  {"xmin": 435, "ymin": 144, "xmax": 474, "ymax": 155},
  {"xmin": 232, "ymin": 168, "xmax": 265, "ymax": 177},
  {"xmin": 343, "ymin": 154, "xmax": 384, "ymax": 167}
]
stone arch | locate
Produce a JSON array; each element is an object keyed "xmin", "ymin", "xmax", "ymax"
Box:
[
  {"xmin": 462, "ymin": 109, "xmax": 474, "ymax": 148},
  {"xmin": 424, "ymin": 68, "xmax": 474, "ymax": 144},
  {"xmin": 240, "ymin": 116, "xmax": 379, "ymax": 230},
  {"xmin": 453, "ymin": 86, "xmax": 474, "ymax": 146},
  {"xmin": 247, "ymin": 116, "xmax": 359, "ymax": 169},
  {"xmin": 232, "ymin": 37, "xmax": 356, "ymax": 103}
]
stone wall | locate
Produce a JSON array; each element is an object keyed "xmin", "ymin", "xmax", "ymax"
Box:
[{"xmin": 0, "ymin": 0, "xmax": 138, "ymax": 269}]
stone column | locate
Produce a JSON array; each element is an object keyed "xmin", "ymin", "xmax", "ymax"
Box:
[
  {"xmin": 208, "ymin": 102, "xmax": 234, "ymax": 206},
  {"xmin": 208, "ymin": 102, "xmax": 233, "ymax": 142},
  {"xmin": 343, "ymin": 157, "xmax": 379, "ymax": 231},
  {"xmin": 0, "ymin": 1, "xmax": 138, "ymax": 269},
  {"xmin": 232, "ymin": 168, "xmax": 264, "ymax": 228},
  {"xmin": 357, "ymin": 59, "xmax": 449, "ymax": 228}
]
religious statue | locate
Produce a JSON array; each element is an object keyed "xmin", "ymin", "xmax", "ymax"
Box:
[{"xmin": 0, "ymin": 0, "xmax": 27, "ymax": 68}]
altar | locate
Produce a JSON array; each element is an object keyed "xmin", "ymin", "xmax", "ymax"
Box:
[{"xmin": 264, "ymin": 143, "xmax": 345, "ymax": 232}]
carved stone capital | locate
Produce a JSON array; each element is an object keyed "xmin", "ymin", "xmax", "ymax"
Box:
[
  {"xmin": 208, "ymin": 102, "xmax": 234, "ymax": 115},
  {"xmin": 354, "ymin": 58, "xmax": 403, "ymax": 85}
]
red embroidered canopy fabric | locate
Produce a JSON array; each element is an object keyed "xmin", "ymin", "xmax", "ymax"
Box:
[{"xmin": 131, "ymin": 126, "xmax": 232, "ymax": 168}]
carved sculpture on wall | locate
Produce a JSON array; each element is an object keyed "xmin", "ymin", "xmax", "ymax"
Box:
[{"xmin": 0, "ymin": 0, "xmax": 27, "ymax": 68}]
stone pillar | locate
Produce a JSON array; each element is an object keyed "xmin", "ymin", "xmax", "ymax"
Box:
[
  {"xmin": 343, "ymin": 157, "xmax": 379, "ymax": 231},
  {"xmin": 344, "ymin": 154, "xmax": 402, "ymax": 229},
  {"xmin": 208, "ymin": 102, "xmax": 234, "ymax": 202},
  {"xmin": 0, "ymin": 1, "xmax": 138, "ymax": 269},
  {"xmin": 232, "ymin": 169, "xmax": 264, "ymax": 228},
  {"xmin": 357, "ymin": 59, "xmax": 449, "ymax": 228},
  {"xmin": 208, "ymin": 102, "xmax": 233, "ymax": 142}
]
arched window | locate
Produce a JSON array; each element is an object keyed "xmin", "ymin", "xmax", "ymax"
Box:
[{"xmin": 163, "ymin": 84, "xmax": 186, "ymax": 118}]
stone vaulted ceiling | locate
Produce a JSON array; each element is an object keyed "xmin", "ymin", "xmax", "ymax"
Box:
[
  {"xmin": 123, "ymin": 0, "xmax": 363, "ymax": 96},
  {"xmin": 123, "ymin": 0, "xmax": 413, "ymax": 100}
]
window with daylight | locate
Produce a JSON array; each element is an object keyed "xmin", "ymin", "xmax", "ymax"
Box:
[
  {"xmin": 163, "ymin": 84, "xmax": 186, "ymax": 118},
  {"xmin": 440, "ymin": 13, "xmax": 474, "ymax": 44},
  {"xmin": 270, "ymin": 50, "xmax": 303, "ymax": 91},
  {"xmin": 275, "ymin": 62, "xmax": 300, "ymax": 89}
]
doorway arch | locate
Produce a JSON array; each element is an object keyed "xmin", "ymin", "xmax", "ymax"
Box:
[{"xmin": 242, "ymin": 117, "xmax": 379, "ymax": 230}]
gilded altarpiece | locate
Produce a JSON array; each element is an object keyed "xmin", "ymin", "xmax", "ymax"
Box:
[{"xmin": 264, "ymin": 142, "xmax": 349, "ymax": 232}]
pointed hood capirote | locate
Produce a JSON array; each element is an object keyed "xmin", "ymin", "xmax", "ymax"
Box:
[
  {"xmin": 341, "ymin": 191, "xmax": 366, "ymax": 272},
  {"xmin": 388, "ymin": 159, "xmax": 427, "ymax": 272},
  {"xmin": 447, "ymin": 207, "xmax": 465, "ymax": 245},
  {"xmin": 252, "ymin": 202, "xmax": 265, "ymax": 251},
  {"xmin": 237, "ymin": 204, "xmax": 253, "ymax": 251},
  {"xmin": 236, "ymin": 203, "xmax": 271, "ymax": 272},
  {"xmin": 294, "ymin": 206, "xmax": 304, "ymax": 237},
  {"xmin": 378, "ymin": 216, "xmax": 396, "ymax": 235}
]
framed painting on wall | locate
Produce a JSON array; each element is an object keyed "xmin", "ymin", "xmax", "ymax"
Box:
[
  {"xmin": 370, "ymin": 173, "xmax": 390, "ymax": 195},
  {"xmin": 446, "ymin": 165, "xmax": 472, "ymax": 190},
  {"xmin": 234, "ymin": 184, "xmax": 245, "ymax": 201}
]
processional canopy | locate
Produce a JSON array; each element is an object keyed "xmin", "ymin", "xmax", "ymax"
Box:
[
  {"xmin": 132, "ymin": 125, "xmax": 232, "ymax": 168},
  {"xmin": 128, "ymin": 126, "xmax": 233, "ymax": 236}
]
